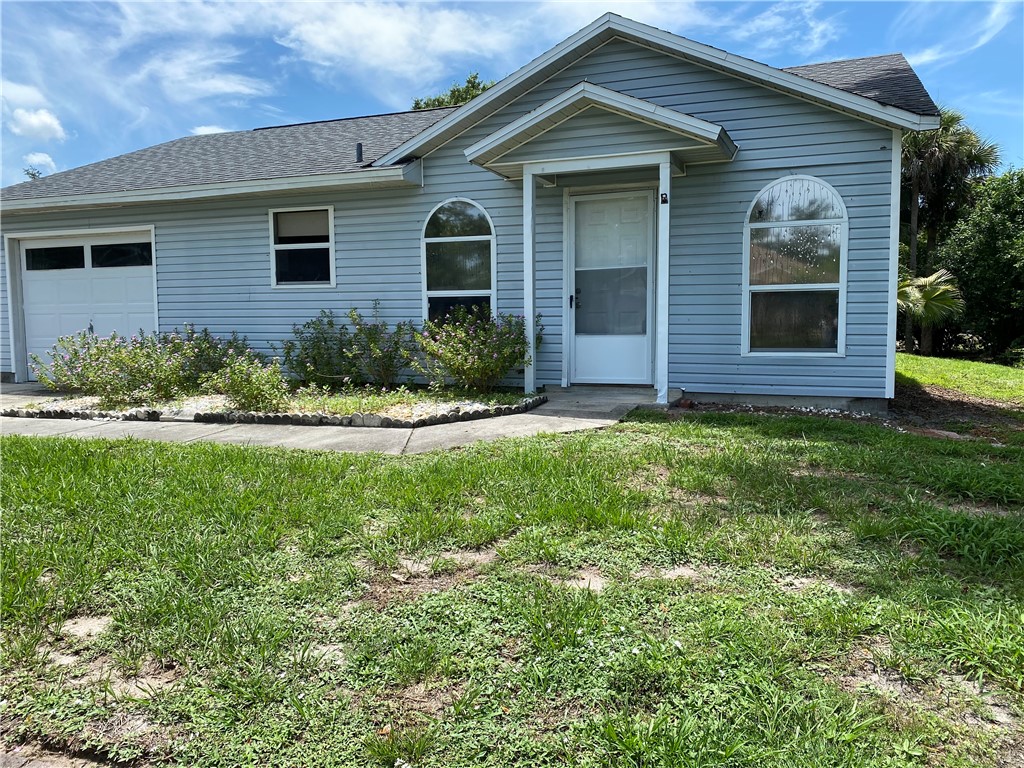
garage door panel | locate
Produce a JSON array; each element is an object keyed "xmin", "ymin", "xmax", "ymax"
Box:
[{"xmin": 22, "ymin": 238, "xmax": 155, "ymax": 380}]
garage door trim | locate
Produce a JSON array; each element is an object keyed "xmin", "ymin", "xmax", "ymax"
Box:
[{"xmin": 4, "ymin": 225, "xmax": 157, "ymax": 382}]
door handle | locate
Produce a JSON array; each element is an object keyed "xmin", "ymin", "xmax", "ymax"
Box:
[{"xmin": 569, "ymin": 295, "xmax": 574, "ymax": 309}]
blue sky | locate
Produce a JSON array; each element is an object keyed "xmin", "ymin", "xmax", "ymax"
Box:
[{"xmin": 2, "ymin": 1, "xmax": 1021, "ymax": 188}]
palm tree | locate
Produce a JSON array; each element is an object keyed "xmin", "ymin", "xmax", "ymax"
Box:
[
  {"xmin": 897, "ymin": 269, "xmax": 965, "ymax": 355},
  {"xmin": 901, "ymin": 108, "xmax": 1000, "ymax": 352}
]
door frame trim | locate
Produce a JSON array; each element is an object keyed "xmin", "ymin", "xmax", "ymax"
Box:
[{"xmin": 563, "ymin": 187, "xmax": 657, "ymax": 386}]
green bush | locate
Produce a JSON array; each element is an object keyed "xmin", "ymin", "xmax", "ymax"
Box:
[
  {"xmin": 201, "ymin": 354, "xmax": 290, "ymax": 412},
  {"xmin": 416, "ymin": 306, "xmax": 533, "ymax": 391},
  {"xmin": 280, "ymin": 310, "xmax": 360, "ymax": 387},
  {"xmin": 30, "ymin": 325, "xmax": 254, "ymax": 408},
  {"xmin": 347, "ymin": 302, "xmax": 417, "ymax": 387},
  {"xmin": 281, "ymin": 303, "xmax": 416, "ymax": 387}
]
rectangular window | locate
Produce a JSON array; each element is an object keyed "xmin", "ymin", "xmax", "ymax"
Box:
[
  {"xmin": 92, "ymin": 242, "xmax": 153, "ymax": 268},
  {"xmin": 25, "ymin": 246, "xmax": 85, "ymax": 270},
  {"xmin": 750, "ymin": 290, "xmax": 839, "ymax": 352},
  {"xmin": 270, "ymin": 207, "xmax": 334, "ymax": 286},
  {"xmin": 427, "ymin": 295, "xmax": 491, "ymax": 322}
]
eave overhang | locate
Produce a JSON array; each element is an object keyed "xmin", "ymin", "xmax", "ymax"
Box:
[{"xmin": 0, "ymin": 162, "xmax": 422, "ymax": 215}]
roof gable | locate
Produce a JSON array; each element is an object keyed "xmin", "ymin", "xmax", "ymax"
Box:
[
  {"xmin": 375, "ymin": 13, "xmax": 939, "ymax": 167},
  {"xmin": 465, "ymin": 82, "xmax": 736, "ymax": 178}
]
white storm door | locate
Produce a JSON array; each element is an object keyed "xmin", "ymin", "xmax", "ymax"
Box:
[{"xmin": 569, "ymin": 192, "xmax": 654, "ymax": 384}]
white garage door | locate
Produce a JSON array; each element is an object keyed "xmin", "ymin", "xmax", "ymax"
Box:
[{"xmin": 22, "ymin": 232, "xmax": 155, "ymax": 378}]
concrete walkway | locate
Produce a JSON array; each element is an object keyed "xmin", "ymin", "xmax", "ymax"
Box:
[{"xmin": 0, "ymin": 385, "xmax": 652, "ymax": 454}]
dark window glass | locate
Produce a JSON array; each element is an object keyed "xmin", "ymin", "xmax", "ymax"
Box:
[
  {"xmin": 426, "ymin": 240, "xmax": 491, "ymax": 291},
  {"xmin": 750, "ymin": 290, "xmax": 839, "ymax": 351},
  {"xmin": 274, "ymin": 210, "xmax": 330, "ymax": 244},
  {"xmin": 25, "ymin": 246, "xmax": 85, "ymax": 270},
  {"xmin": 425, "ymin": 201, "xmax": 491, "ymax": 238},
  {"xmin": 92, "ymin": 242, "xmax": 153, "ymax": 268},
  {"xmin": 427, "ymin": 296, "xmax": 491, "ymax": 322},
  {"xmin": 275, "ymin": 247, "xmax": 331, "ymax": 284},
  {"xmin": 574, "ymin": 267, "xmax": 647, "ymax": 335}
]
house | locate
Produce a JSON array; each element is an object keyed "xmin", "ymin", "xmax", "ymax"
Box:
[{"xmin": 0, "ymin": 14, "xmax": 939, "ymax": 407}]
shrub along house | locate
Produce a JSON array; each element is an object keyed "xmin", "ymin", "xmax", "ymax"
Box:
[{"xmin": 0, "ymin": 14, "xmax": 939, "ymax": 407}]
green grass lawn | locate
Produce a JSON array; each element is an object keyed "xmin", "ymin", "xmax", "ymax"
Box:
[
  {"xmin": 896, "ymin": 353, "xmax": 1024, "ymax": 406},
  {"xmin": 2, "ymin": 412, "xmax": 1022, "ymax": 767}
]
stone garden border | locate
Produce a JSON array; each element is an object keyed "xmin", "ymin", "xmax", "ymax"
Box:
[{"xmin": 1, "ymin": 395, "xmax": 548, "ymax": 429}]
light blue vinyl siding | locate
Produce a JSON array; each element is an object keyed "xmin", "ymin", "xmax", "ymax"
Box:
[
  {"xmin": 457, "ymin": 37, "xmax": 896, "ymax": 397},
  {"xmin": 2, "ymin": 36, "xmax": 897, "ymax": 399},
  {"xmin": 497, "ymin": 107, "xmax": 704, "ymax": 165}
]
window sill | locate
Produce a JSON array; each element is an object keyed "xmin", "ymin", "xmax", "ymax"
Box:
[
  {"xmin": 271, "ymin": 282, "xmax": 336, "ymax": 290},
  {"xmin": 742, "ymin": 351, "xmax": 846, "ymax": 358}
]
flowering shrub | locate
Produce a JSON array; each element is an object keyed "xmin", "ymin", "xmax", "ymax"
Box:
[
  {"xmin": 416, "ymin": 306, "xmax": 533, "ymax": 391},
  {"xmin": 201, "ymin": 354, "xmax": 290, "ymax": 412},
  {"xmin": 280, "ymin": 310, "xmax": 360, "ymax": 387},
  {"xmin": 347, "ymin": 302, "xmax": 417, "ymax": 387},
  {"xmin": 30, "ymin": 325, "xmax": 257, "ymax": 408},
  {"xmin": 281, "ymin": 303, "xmax": 416, "ymax": 387}
]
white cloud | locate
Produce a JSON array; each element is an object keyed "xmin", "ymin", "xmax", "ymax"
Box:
[
  {"xmin": 7, "ymin": 108, "xmax": 66, "ymax": 141},
  {"xmin": 906, "ymin": 2, "xmax": 1016, "ymax": 68},
  {"xmin": 729, "ymin": 1, "xmax": 842, "ymax": 58},
  {"xmin": 1, "ymin": 80, "xmax": 49, "ymax": 109},
  {"xmin": 191, "ymin": 124, "xmax": 231, "ymax": 135},
  {"xmin": 133, "ymin": 47, "xmax": 272, "ymax": 102},
  {"xmin": 269, "ymin": 3, "xmax": 523, "ymax": 106},
  {"xmin": 22, "ymin": 151, "xmax": 56, "ymax": 175}
]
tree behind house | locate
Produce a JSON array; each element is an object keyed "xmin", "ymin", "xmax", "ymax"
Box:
[
  {"xmin": 900, "ymin": 108, "xmax": 1000, "ymax": 353},
  {"xmin": 938, "ymin": 169, "xmax": 1024, "ymax": 362},
  {"xmin": 413, "ymin": 73, "xmax": 495, "ymax": 109}
]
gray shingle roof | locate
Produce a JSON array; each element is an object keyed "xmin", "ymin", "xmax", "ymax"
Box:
[
  {"xmin": 1, "ymin": 106, "xmax": 457, "ymax": 201},
  {"xmin": 784, "ymin": 53, "xmax": 940, "ymax": 117}
]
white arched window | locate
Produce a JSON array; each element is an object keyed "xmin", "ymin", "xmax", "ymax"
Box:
[
  {"xmin": 743, "ymin": 176, "xmax": 848, "ymax": 355},
  {"xmin": 422, "ymin": 199, "xmax": 496, "ymax": 321}
]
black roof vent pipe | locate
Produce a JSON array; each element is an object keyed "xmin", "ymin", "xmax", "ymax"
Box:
[{"xmin": 355, "ymin": 142, "xmax": 364, "ymax": 163}]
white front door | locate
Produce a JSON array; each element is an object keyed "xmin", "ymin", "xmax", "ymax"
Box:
[{"xmin": 569, "ymin": 191, "xmax": 654, "ymax": 384}]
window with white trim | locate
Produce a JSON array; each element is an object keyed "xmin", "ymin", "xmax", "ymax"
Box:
[
  {"xmin": 744, "ymin": 176, "xmax": 847, "ymax": 354},
  {"xmin": 422, "ymin": 199, "xmax": 495, "ymax": 321},
  {"xmin": 270, "ymin": 207, "xmax": 335, "ymax": 286}
]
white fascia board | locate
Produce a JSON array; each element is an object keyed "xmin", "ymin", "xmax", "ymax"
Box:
[
  {"xmin": 376, "ymin": 13, "xmax": 937, "ymax": 167},
  {"xmin": 464, "ymin": 82, "xmax": 726, "ymax": 165},
  {"xmin": 0, "ymin": 164, "xmax": 417, "ymax": 214}
]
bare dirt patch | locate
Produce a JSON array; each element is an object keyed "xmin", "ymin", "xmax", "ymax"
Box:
[
  {"xmin": 313, "ymin": 643, "xmax": 347, "ymax": 666},
  {"xmin": 396, "ymin": 681, "xmax": 462, "ymax": 718},
  {"xmin": 60, "ymin": 616, "xmax": 113, "ymax": 641},
  {"xmin": 0, "ymin": 742, "xmax": 111, "ymax": 767},
  {"xmin": 830, "ymin": 637, "xmax": 1021, "ymax": 764},
  {"xmin": 561, "ymin": 567, "xmax": 608, "ymax": 592},
  {"xmin": 635, "ymin": 563, "xmax": 715, "ymax": 582},
  {"xmin": 775, "ymin": 574, "xmax": 855, "ymax": 595},
  {"xmin": 45, "ymin": 650, "xmax": 183, "ymax": 701}
]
